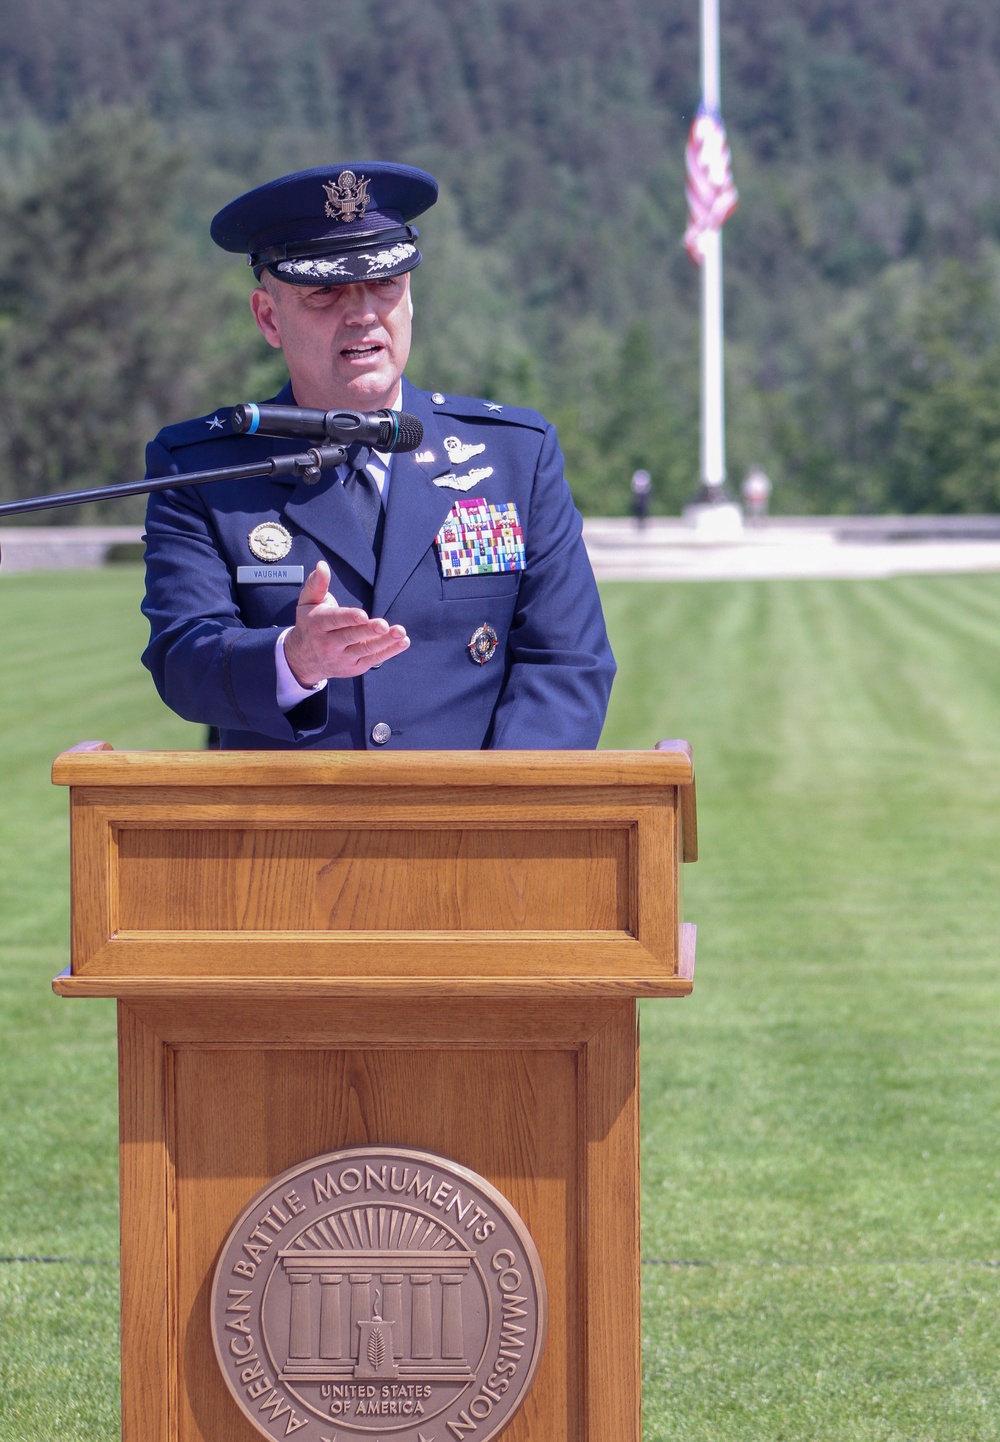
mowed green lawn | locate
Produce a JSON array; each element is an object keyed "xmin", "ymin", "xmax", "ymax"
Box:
[{"xmin": 2, "ymin": 564, "xmax": 1000, "ymax": 1441}]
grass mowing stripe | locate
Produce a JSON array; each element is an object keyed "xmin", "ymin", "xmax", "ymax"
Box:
[
  {"xmin": 0, "ymin": 568, "xmax": 199, "ymax": 1441},
  {"xmin": 642, "ymin": 1263, "xmax": 1000, "ymax": 1442},
  {"xmin": 601, "ymin": 575, "xmax": 1000, "ymax": 1438},
  {"xmin": 2, "ymin": 567, "xmax": 1000, "ymax": 1438},
  {"xmin": 0, "ymin": 1258, "xmax": 118, "ymax": 1266},
  {"xmin": 0, "ymin": 1263, "xmax": 120, "ymax": 1442}
]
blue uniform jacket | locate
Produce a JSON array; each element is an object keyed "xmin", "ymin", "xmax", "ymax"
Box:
[{"xmin": 141, "ymin": 378, "xmax": 615, "ymax": 749}]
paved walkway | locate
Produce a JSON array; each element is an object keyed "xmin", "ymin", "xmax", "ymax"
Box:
[
  {"xmin": 583, "ymin": 518, "xmax": 1000, "ymax": 581},
  {"xmin": 4, "ymin": 519, "xmax": 1000, "ymax": 581},
  {"xmin": 0, "ymin": 526, "xmax": 144, "ymax": 572}
]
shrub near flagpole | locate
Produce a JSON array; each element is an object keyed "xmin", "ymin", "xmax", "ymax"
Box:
[{"xmin": 684, "ymin": 0, "xmax": 741, "ymax": 533}]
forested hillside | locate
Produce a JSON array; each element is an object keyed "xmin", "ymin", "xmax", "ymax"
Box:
[{"xmin": 2, "ymin": 0, "xmax": 999, "ymax": 515}]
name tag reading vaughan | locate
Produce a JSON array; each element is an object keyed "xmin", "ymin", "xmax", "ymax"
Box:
[
  {"xmin": 436, "ymin": 498, "xmax": 526, "ymax": 578},
  {"xmin": 236, "ymin": 565, "xmax": 305, "ymax": 584}
]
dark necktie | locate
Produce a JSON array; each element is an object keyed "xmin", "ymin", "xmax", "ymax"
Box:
[{"xmin": 341, "ymin": 444, "xmax": 385, "ymax": 558}]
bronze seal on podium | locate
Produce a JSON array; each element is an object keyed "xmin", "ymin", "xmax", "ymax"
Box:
[{"xmin": 211, "ymin": 1145, "xmax": 547, "ymax": 1441}]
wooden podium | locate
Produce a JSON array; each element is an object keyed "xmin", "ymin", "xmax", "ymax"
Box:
[{"xmin": 52, "ymin": 744, "xmax": 697, "ymax": 1442}]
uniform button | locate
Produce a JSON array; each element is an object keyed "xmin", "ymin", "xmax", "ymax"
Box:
[
  {"xmin": 370, "ymin": 721, "xmax": 392, "ymax": 746},
  {"xmin": 431, "ymin": 392, "xmax": 446, "ymax": 405}
]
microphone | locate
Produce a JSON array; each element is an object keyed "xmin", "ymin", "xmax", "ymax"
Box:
[{"xmin": 231, "ymin": 403, "xmax": 423, "ymax": 453}]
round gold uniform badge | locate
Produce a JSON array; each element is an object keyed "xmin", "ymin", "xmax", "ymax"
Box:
[
  {"xmin": 211, "ymin": 1145, "xmax": 547, "ymax": 1442},
  {"xmin": 248, "ymin": 522, "xmax": 294, "ymax": 561}
]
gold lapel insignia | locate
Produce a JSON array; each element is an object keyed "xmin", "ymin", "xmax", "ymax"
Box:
[
  {"xmin": 248, "ymin": 521, "xmax": 293, "ymax": 561},
  {"xmin": 444, "ymin": 435, "xmax": 486, "ymax": 466},
  {"xmin": 322, "ymin": 170, "xmax": 372, "ymax": 223}
]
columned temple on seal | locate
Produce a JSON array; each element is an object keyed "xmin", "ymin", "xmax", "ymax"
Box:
[{"xmin": 278, "ymin": 1249, "xmax": 477, "ymax": 1384}]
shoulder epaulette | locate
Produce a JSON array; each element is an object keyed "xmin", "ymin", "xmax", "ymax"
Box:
[
  {"xmin": 424, "ymin": 390, "xmax": 548, "ymax": 433},
  {"xmin": 152, "ymin": 408, "xmax": 239, "ymax": 453}
]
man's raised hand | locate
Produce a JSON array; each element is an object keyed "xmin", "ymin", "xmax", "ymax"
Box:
[{"xmin": 283, "ymin": 561, "xmax": 409, "ymax": 685}]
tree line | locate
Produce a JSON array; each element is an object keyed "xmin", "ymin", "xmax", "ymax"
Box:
[{"xmin": 1, "ymin": 0, "xmax": 1000, "ymax": 517}]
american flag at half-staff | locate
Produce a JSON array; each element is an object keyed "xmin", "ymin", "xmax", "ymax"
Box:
[{"xmin": 684, "ymin": 104, "xmax": 738, "ymax": 264}]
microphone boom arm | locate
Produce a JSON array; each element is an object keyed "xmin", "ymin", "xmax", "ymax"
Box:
[{"xmin": 0, "ymin": 443, "xmax": 348, "ymax": 524}]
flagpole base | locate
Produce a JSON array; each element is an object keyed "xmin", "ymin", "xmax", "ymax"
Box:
[
  {"xmin": 684, "ymin": 487, "xmax": 743, "ymax": 538},
  {"xmin": 690, "ymin": 479, "xmax": 737, "ymax": 506}
]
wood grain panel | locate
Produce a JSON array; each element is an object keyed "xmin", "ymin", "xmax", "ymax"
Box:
[
  {"xmin": 71, "ymin": 934, "xmax": 677, "ymax": 983},
  {"xmin": 65, "ymin": 784, "xmax": 662, "ymax": 826},
  {"xmin": 53, "ymin": 747, "xmax": 695, "ymax": 790},
  {"xmin": 169, "ymin": 1046, "xmax": 582, "ymax": 1442},
  {"xmin": 118, "ymin": 1003, "xmax": 172, "ymax": 1442},
  {"xmin": 68, "ymin": 791, "xmax": 113, "ymax": 971},
  {"xmin": 114, "ymin": 824, "xmax": 631, "ymax": 932},
  {"xmin": 56, "ymin": 750, "xmax": 686, "ymax": 1441},
  {"xmin": 120, "ymin": 994, "xmax": 620, "ymax": 1050},
  {"xmin": 582, "ymin": 1003, "xmax": 642, "ymax": 1441},
  {"xmin": 635, "ymin": 802, "xmax": 677, "ymax": 953},
  {"xmin": 54, "ymin": 972, "xmax": 694, "ymax": 1001}
]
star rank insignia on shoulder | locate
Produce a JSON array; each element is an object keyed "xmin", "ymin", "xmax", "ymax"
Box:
[
  {"xmin": 206, "ymin": 415, "xmax": 224, "ymax": 431},
  {"xmin": 484, "ymin": 401, "xmax": 503, "ymax": 412}
]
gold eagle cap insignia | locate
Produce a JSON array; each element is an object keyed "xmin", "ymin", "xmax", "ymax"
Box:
[{"xmin": 322, "ymin": 170, "xmax": 372, "ymax": 223}]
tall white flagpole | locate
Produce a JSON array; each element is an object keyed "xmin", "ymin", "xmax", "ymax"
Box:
[{"xmin": 699, "ymin": 0, "xmax": 727, "ymax": 500}]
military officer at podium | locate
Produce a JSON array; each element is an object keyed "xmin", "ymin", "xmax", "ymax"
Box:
[{"xmin": 141, "ymin": 162, "xmax": 615, "ymax": 750}]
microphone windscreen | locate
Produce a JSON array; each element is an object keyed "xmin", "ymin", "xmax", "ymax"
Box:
[{"xmin": 390, "ymin": 413, "xmax": 424, "ymax": 452}]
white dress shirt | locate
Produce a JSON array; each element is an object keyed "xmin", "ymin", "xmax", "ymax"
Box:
[{"xmin": 274, "ymin": 391, "xmax": 399, "ymax": 710}]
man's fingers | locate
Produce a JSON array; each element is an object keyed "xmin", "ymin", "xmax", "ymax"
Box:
[
  {"xmin": 287, "ymin": 569, "xmax": 409, "ymax": 681},
  {"xmin": 308, "ymin": 609, "xmax": 381, "ymax": 641},
  {"xmin": 315, "ymin": 618, "xmax": 407, "ymax": 654},
  {"xmin": 348, "ymin": 624, "xmax": 409, "ymax": 658},
  {"xmin": 297, "ymin": 560, "xmax": 333, "ymax": 608},
  {"xmin": 345, "ymin": 628, "xmax": 411, "ymax": 671}
]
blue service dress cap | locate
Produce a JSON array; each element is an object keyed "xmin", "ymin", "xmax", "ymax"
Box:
[{"xmin": 210, "ymin": 161, "xmax": 439, "ymax": 286}]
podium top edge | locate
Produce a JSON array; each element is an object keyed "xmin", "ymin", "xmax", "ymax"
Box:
[{"xmin": 52, "ymin": 745, "xmax": 695, "ymax": 788}]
